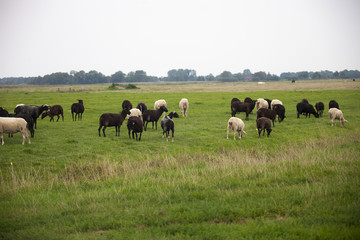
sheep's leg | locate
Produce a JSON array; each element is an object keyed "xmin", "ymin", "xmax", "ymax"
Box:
[
  {"xmin": 233, "ymin": 130, "xmax": 236, "ymax": 140},
  {"xmin": 25, "ymin": 132, "xmax": 31, "ymax": 144},
  {"xmin": 0, "ymin": 133, "xmax": 4, "ymax": 145},
  {"xmin": 128, "ymin": 129, "xmax": 131, "ymax": 139},
  {"xmin": 155, "ymin": 121, "xmax": 157, "ymax": 130},
  {"xmin": 139, "ymin": 132, "xmax": 142, "ymax": 141},
  {"xmin": 62, "ymin": 114, "xmax": 64, "ymax": 121},
  {"xmin": 226, "ymin": 127, "xmax": 230, "ymax": 139},
  {"xmin": 258, "ymin": 129, "xmax": 261, "ymax": 138},
  {"xmin": 238, "ymin": 130, "xmax": 242, "ymax": 140},
  {"xmin": 171, "ymin": 130, "xmax": 174, "ymax": 142},
  {"xmin": 57, "ymin": 115, "xmax": 60, "ymax": 122},
  {"xmin": 98, "ymin": 126, "xmax": 102, "ymax": 137},
  {"xmin": 103, "ymin": 127, "xmax": 106, "ymax": 137}
]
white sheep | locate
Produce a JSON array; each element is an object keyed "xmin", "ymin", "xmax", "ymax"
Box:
[
  {"xmin": 154, "ymin": 99, "xmax": 167, "ymax": 110},
  {"xmin": 226, "ymin": 117, "xmax": 247, "ymax": 140},
  {"xmin": 179, "ymin": 98, "xmax": 189, "ymax": 117},
  {"xmin": 129, "ymin": 108, "xmax": 142, "ymax": 118},
  {"xmin": 270, "ymin": 99, "xmax": 283, "ymax": 109},
  {"xmin": 328, "ymin": 108, "xmax": 347, "ymax": 126},
  {"xmin": 256, "ymin": 98, "xmax": 269, "ymax": 111},
  {"xmin": 0, "ymin": 117, "xmax": 31, "ymax": 145}
]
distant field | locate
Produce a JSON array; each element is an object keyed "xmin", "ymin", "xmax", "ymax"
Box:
[{"xmin": 0, "ymin": 81, "xmax": 359, "ymax": 239}]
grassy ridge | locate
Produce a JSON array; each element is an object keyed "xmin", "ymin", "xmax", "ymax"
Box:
[{"xmin": 0, "ymin": 88, "xmax": 359, "ymax": 239}]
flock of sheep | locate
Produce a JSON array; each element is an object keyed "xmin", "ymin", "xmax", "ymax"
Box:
[
  {"xmin": 0, "ymin": 94, "xmax": 347, "ymax": 145},
  {"xmin": 0, "ymin": 98, "xmax": 189, "ymax": 144},
  {"xmin": 227, "ymin": 97, "xmax": 347, "ymax": 140}
]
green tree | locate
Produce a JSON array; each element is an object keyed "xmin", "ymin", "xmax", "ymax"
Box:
[{"xmin": 111, "ymin": 71, "xmax": 126, "ymax": 83}]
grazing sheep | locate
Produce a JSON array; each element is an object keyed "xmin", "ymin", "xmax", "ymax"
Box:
[
  {"xmin": 127, "ymin": 116, "xmax": 143, "ymax": 141},
  {"xmin": 13, "ymin": 113, "xmax": 35, "ymax": 138},
  {"xmin": 41, "ymin": 105, "xmax": 64, "ymax": 122},
  {"xmin": 0, "ymin": 117, "xmax": 31, "ymax": 145},
  {"xmin": 315, "ymin": 102, "xmax": 325, "ymax": 117},
  {"xmin": 256, "ymin": 98, "xmax": 269, "ymax": 111},
  {"xmin": 161, "ymin": 112, "xmax": 180, "ymax": 142},
  {"xmin": 231, "ymin": 102, "xmax": 251, "ymax": 120},
  {"xmin": 14, "ymin": 104, "xmax": 49, "ymax": 129},
  {"xmin": 329, "ymin": 100, "xmax": 339, "ymax": 109},
  {"xmin": 226, "ymin": 117, "xmax": 247, "ymax": 140},
  {"xmin": 154, "ymin": 99, "xmax": 167, "ymax": 110},
  {"xmin": 179, "ymin": 98, "xmax": 189, "ymax": 117},
  {"xmin": 328, "ymin": 108, "xmax": 347, "ymax": 126},
  {"xmin": 300, "ymin": 99, "xmax": 309, "ymax": 104},
  {"xmin": 296, "ymin": 102, "xmax": 319, "ymax": 118},
  {"xmin": 0, "ymin": 107, "xmax": 10, "ymax": 117},
  {"xmin": 270, "ymin": 99, "xmax": 283, "ymax": 109},
  {"xmin": 231, "ymin": 98, "xmax": 241, "ymax": 104},
  {"xmin": 244, "ymin": 97, "xmax": 256, "ymax": 113},
  {"xmin": 273, "ymin": 104, "xmax": 286, "ymax": 122},
  {"xmin": 98, "ymin": 109, "xmax": 131, "ymax": 137},
  {"xmin": 256, "ymin": 117, "xmax": 272, "ymax": 138},
  {"xmin": 264, "ymin": 99, "xmax": 272, "ymax": 109},
  {"xmin": 122, "ymin": 100, "xmax": 133, "ymax": 111},
  {"xmin": 136, "ymin": 102, "xmax": 147, "ymax": 113},
  {"xmin": 129, "ymin": 108, "xmax": 142, "ymax": 118},
  {"xmin": 143, "ymin": 106, "xmax": 168, "ymax": 131},
  {"xmin": 257, "ymin": 108, "xmax": 276, "ymax": 127},
  {"xmin": 71, "ymin": 100, "xmax": 84, "ymax": 121}
]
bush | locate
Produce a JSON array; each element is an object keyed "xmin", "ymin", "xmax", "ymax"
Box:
[{"xmin": 108, "ymin": 83, "xmax": 138, "ymax": 90}]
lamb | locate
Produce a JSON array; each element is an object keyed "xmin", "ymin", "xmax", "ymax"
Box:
[
  {"xmin": 154, "ymin": 99, "xmax": 167, "ymax": 110},
  {"xmin": 231, "ymin": 101, "xmax": 251, "ymax": 120},
  {"xmin": 98, "ymin": 109, "xmax": 131, "ymax": 137},
  {"xmin": 0, "ymin": 107, "xmax": 10, "ymax": 117},
  {"xmin": 179, "ymin": 98, "xmax": 189, "ymax": 117},
  {"xmin": 270, "ymin": 99, "xmax": 283, "ymax": 109},
  {"xmin": 244, "ymin": 97, "xmax": 256, "ymax": 113},
  {"xmin": 14, "ymin": 104, "xmax": 49, "ymax": 129},
  {"xmin": 71, "ymin": 100, "xmax": 84, "ymax": 121},
  {"xmin": 257, "ymin": 108, "xmax": 276, "ymax": 127},
  {"xmin": 127, "ymin": 116, "xmax": 143, "ymax": 141},
  {"xmin": 296, "ymin": 102, "xmax": 319, "ymax": 118},
  {"xmin": 226, "ymin": 117, "xmax": 247, "ymax": 140},
  {"xmin": 122, "ymin": 100, "xmax": 133, "ymax": 111},
  {"xmin": 161, "ymin": 112, "xmax": 180, "ymax": 142},
  {"xmin": 256, "ymin": 117, "xmax": 272, "ymax": 138},
  {"xmin": 329, "ymin": 100, "xmax": 339, "ymax": 109},
  {"xmin": 129, "ymin": 108, "xmax": 142, "ymax": 118},
  {"xmin": 143, "ymin": 105, "xmax": 168, "ymax": 131},
  {"xmin": 328, "ymin": 108, "xmax": 347, "ymax": 126},
  {"xmin": 136, "ymin": 102, "xmax": 147, "ymax": 113},
  {"xmin": 272, "ymin": 104, "xmax": 286, "ymax": 122},
  {"xmin": 256, "ymin": 98, "xmax": 269, "ymax": 111},
  {"xmin": 315, "ymin": 102, "xmax": 325, "ymax": 117},
  {"xmin": 0, "ymin": 117, "xmax": 31, "ymax": 145},
  {"xmin": 41, "ymin": 105, "xmax": 64, "ymax": 122}
]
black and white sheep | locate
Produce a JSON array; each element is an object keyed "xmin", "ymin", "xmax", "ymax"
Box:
[
  {"xmin": 122, "ymin": 100, "xmax": 133, "ymax": 111},
  {"xmin": 142, "ymin": 105, "xmax": 168, "ymax": 131},
  {"xmin": 41, "ymin": 105, "xmax": 64, "ymax": 122},
  {"xmin": 296, "ymin": 102, "xmax": 319, "ymax": 118},
  {"xmin": 257, "ymin": 108, "xmax": 276, "ymax": 127},
  {"xmin": 127, "ymin": 116, "xmax": 143, "ymax": 141},
  {"xmin": 161, "ymin": 112, "xmax": 179, "ymax": 142},
  {"xmin": 328, "ymin": 108, "xmax": 347, "ymax": 126},
  {"xmin": 98, "ymin": 109, "xmax": 130, "ymax": 137},
  {"xmin": 329, "ymin": 100, "xmax": 339, "ymax": 109},
  {"xmin": 71, "ymin": 100, "xmax": 85, "ymax": 121},
  {"xmin": 256, "ymin": 117, "xmax": 272, "ymax": 138},
  {"xmin": 136, "ymin": 102, "xmax": 147, "ymax": 113},
  {"xmin": 272, "ymin": 104, "xmax": 286, "ymax": 122},
  {"xmin": 14, "ymin": 104, "xmax": 49, "ymax": 129},
  {"xmin": 231, "ymin": 101, "xmax": 251, "ymax": 120},
  {"xmin": 315, "ymin": 102, "xmax": 325, "ymax": 117},
  {"xmin": 0, "ymin": 117, "xmax": 31, "ymax": 145},
  {"xmin": 179, "ymin": 98, "xmax": 189, "ymax": 117},
  {"xmin": 226, "ymin": 117, "xmax": 247, "ymax": 140}
]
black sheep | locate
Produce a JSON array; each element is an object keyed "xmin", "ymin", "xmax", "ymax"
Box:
[
  {"xmin": 257, "ymin": 108, "xmax": 276, "ymax": 127},
  {"xmin": 231, "ymin": 102, "xmax": 251, "ymax": 120},
  {"xmin": 127, "ymin": 116, "xmax": 143, "ymax": 141},
  {"xmin": 256, "ymin": 117, "xmax": 272, "ymax": 138},
  {"xmin": 296, "ymin": 102, "xmax": 319, "ymax": 118},
  {"xmin": 98, "ymin": 109, "xmax": 130, "ymax": 137},
  {"xmin": 14, "ymin": 113, "xmax": 35, "ymax": 138},
  {"xmin": 264, "ymin": 98, "xmax": 272, "ymax": 109},
  {"xmin": 315, "ymin": 102, "xmax": 325, "ymax": 117},
  {"xmin": 0, "ymin": 107, "xmax": 9, "ymax": 117},
  {"xmin": 136, "ymin": 102, "xmax": 147, "ymax": 113},
  {"xmin": 122, "ymin": 100, "xmax": 133, "ymax": 111},
  {"xmin": 244, "ymin": 97, "xmax": 256, "ymax": 113},
  {"xmin": 161, "ymin": 112, "xmax": 179, "ymax": 142},
  {"xmin": 273, "ymin": 104, "xmax": 286, "ymax": 122},
  {"xmin": 14, "ymin": 104, "xmax": 49, "ymax": 129},
  {"xmin": 142, "ymin": 106, "xmax": 168, "ymax": 130},
  {"xmin": 71, "ymin": 100, "xmax": 84, "ymax": 121},
  {"xmin": 41, "ymin": 105, "xmax": 64, "ymax": 122},
  {"xmin": 329, "ymin": 100, "xmax": 339, "ymax": 109}
]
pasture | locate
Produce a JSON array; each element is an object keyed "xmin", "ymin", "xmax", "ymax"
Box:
[{"xmin": 0, "ymin": 81, "xmax": 360, "ymax": 239}]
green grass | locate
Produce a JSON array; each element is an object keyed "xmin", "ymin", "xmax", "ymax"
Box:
[{"xmin": 0, "ymin": 88, "xmax": 359, "ymax": 239}]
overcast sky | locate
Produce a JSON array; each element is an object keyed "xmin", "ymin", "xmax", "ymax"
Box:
[{"xmin": 1, "ymin": 0, "xmax": 359, "ymax": 78}]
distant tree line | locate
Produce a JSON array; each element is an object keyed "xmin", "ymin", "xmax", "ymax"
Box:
[{"xmin": 0, "ymin": 69, "xmax": 359, "ymax": 85}]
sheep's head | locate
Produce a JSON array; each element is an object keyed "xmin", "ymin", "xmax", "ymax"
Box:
[
  {"xmin": 160, "ymin": 106, "xmax": 168, "ymax": 112},
  {"xmin": 168, "ymin": 112, "xmax": 179, "ymax": 119},
  {"xmin": 341, "ymin": 118, "xmax": 348, "ymax": 126}
]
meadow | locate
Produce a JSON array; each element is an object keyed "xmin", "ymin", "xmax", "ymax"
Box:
[{"xmin": 0, "ymin": 80, "xmax": 359, "ymax": 239}]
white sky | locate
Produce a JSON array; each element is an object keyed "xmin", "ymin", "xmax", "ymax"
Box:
[{"xmin": 0, "ymin": 0, "xmax": 359, "ymax": 78}]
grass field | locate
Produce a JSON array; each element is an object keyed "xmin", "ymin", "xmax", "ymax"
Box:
[{"xmin": 0, "ymin": 81, "xmax": 360, "ymax": 239}]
